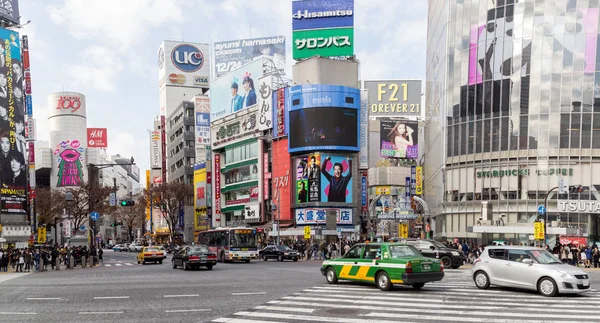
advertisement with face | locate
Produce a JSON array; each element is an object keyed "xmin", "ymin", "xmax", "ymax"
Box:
[
  {"xmin": 214, "ymin": 36, "xmax": 285, "ymax": 77},
  {"xmin": 380, "ymin": 119, "xmax": 419, "ymax": 159},
  {"xmin": 0, "ymin": 28, "xmax": 25, "ymax": 214},
  {"xmin": 287, "ymin": 84, "xmax": 360, "ymax": 153},
  {"xmin": 158, "ymin": 41, "xmax": 211, "ymax": 89},
  {"xmin": 210, "ymin": 59, "xmax": 263, "ymax": 121},
  {"xmin": 194, "ymin": 163, "xmax": 209, "ymax": 231},
  {"xmin": 320, "ymin": 155, "xmax": 352, "ymax": 203}
]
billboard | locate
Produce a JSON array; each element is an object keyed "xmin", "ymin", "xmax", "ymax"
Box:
[
  {"xmin": 295, "ymin": 207, "xmax": 353, "ymax": 225},
  {"xmin": 380, "ymin": 119, "xmax": 419, "ymax": 159},
  {"xmin": 273, "ymin": 87, "xmax": 286, "ymax": 137},
  {"xmin": 359, "ymin": 92, "xmax": 368, "ymax": 169},
  {"xmin": 415, "ymin": 166, "xmax": 423, "ymax": 195},
  {"xmin": 22, "ymin": 35, "xmax": 32, "ymax": 117},
  {"xmin": 271, "ymin": 139, "xmax": 292, "ymax": 221},
  {"xmin": 287, "ymin": 84, "xmax": 359, "ymax": 153},
  {"xmin": 294, "ymin": 153, "xmax": 353, "ymax": 204},
  {"xmin": 87, "ymin": 128, "xmax": 108, "ymax": 148},
  {"xmin": 194, "ymin": 96, "xmax": 210, "ymax": 146},
  {"xmin": 292, "ymin": 0, "xmax": 354, "ymax": 31},
  {"xmin": 214, "ymin": 35, "xmax": 285, "ymax": 77},
  {"xmin": 214, "ymin": 154, "xmax": 221, "ymax": 215},
  {"xmin": 210, "ymin": 59, "xmax": 263, "ymax": 121},
  {"xmin": 256, "ymin": 75, "xmax": 273, "ymax": 131},
  {"xmin": 0, "ymin": 28, "xmax": 25, "ymax": 214},
  {"xmin": 295, "ymin": 153, "xmax": 321, "ymax": 203},
  {"xmin": 158, "ymin": 41, "xmax": 211, "ymax": 89},
  {"xmin": 0, "ymin": 1, "xmax": 19, "ymax": 26},
  {"xmin": 292, "ymin": 27, "xmax": 354, "ymax": 60},
  {"xmin": 194, "ymin": 163, "xmax": 209, "ymax": 231},
  {"xmin": 364, "ymin": 80, "xmax": 423, "ymax": 117},
  {"xmin": 150, "ymin": 131, "xmax": 161, "ymax": 169},
  {"xmin": 211, "ymin": 108, "xmax": 259, "ymax": 149}
]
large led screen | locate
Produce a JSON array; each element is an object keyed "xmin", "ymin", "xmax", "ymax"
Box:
[{"xmin": 289, "ymin": 107, "xmax": 358, "ymax": 152}]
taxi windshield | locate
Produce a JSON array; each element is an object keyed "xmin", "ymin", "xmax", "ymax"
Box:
[{"xmin": 388, "ymin": 245, "xmax": 421, "ymax": 258}]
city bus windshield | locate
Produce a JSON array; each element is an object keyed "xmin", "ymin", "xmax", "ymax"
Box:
[{"xmin": 230, "ymin": 230, "xmax": 257, "ymax": 249}]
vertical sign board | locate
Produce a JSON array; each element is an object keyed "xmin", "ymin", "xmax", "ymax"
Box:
[
  {"xmin": 359, "ymin": 92, "xmax": 368, "ymax": 169},
  {"xmin": 415, "ymin": 166, "xmax": 423, "ymax": 195},
  {"xmin": 22, "ymin": 35, "xmax": 33, "ymax": 116},
  {"xmin": 361, "ymin": 171, "xmax": 368, "ymax": 212},
  {"xmin": 257, "ymin": 75, "xmax": 273, "ymax": 131},
  {"xmin": 275, "ymin": 87, "xmax": 286, "ymax": 137},
  {"xmin": 214, "ymin": 154, "xmax": 221, "ymax": 215},
  {"xmin": 405, "ymin": 177, "xmax": 411, "ymax": 208},
  {"xmin": 161, "ymin": 116, "xmax": 167, "ymax": 184},
  {"xmin": 263, "ymin": 152, "xmax": 270, "ymax": 200},
  {"xmin": 410, "ymin": 166, "xmax": 416, "ymax": 195}
]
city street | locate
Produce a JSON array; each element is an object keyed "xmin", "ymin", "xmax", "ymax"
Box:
[{"xmin": 0, "ymin": 250, "xmax": 599, "ymax": 323}]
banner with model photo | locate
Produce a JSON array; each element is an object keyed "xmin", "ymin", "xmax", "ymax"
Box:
[
  {"xmin": 214, "ymin": 36, "xmax": 285, "ymax": 77},
  {"xmin": 379, "ymin": 119, "xmax": 419, "ymax": 159},
  {"xmin": 0, "ymin": 28, "xmax": 25, "ymax": 214},
  {"xmin": 295, "ymin": 153, "xmax": 352, "ymax": 204},
  {"xmin": 194, "ymin": 163, "xmax": 209, "ymax": 231},
  {"xmin": 210, "ymin": 59, "xmax": 263, "ymax": 121}
]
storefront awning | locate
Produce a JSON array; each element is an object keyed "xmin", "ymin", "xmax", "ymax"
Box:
[{"xmin": 253, "ymin": 221, "xmax": 294, "ymax": 230}]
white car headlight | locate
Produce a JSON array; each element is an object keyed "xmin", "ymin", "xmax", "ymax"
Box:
[
  {"xmin": 451, "ymin": 251, "xmax": 460, "ymax": 256},
  {"xmin": 557, "ymin": 270, "xmax": 575, "ymax": 279}
]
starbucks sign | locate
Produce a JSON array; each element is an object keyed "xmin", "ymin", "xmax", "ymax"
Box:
[{"xmin": 476, "ymin": 167, "xmax": 574, "ymax": 178}]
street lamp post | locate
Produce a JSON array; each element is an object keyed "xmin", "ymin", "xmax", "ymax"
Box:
[{"xmin": 543, "ymin": 186, "xmax": 559, "ymax": 247}]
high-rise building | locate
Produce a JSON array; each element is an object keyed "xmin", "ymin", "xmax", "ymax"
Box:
[
  {"xmin": 425, "ymin": 0, "xmax": 600, "ymax": 245},
  {"xmin": 166, "ymin": 100, "xmax": 195, "ymax": 184}
]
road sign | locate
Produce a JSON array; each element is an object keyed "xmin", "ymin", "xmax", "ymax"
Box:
[
  {"xmin": 37, "ymin": 227, "xmax": 46, "ymax": 243},
  {"xmin": 304, "ymin": 226, "xmax": 311, "ymax": 239},
  {"xmin": 90, "ymin": 211, "xmax": 100, "ymax": 221},
  {"xmin": 558, "ymin": 178, "xmax": 568, "ymax": 194},
  {"xmin": 80, "ymin": 225, "xmax": 86, "ymax": 231},
  {"xmin": 537, "ymin": 205, "xmax": 546, "ymax": 215},
  {"xmin": 398, "ymin": 223, "xmax": 409, "ymax": 238},
  {"xmin": 534, "ymin": 222, "xmax": 545, "ymax": 240},
  {"xmin": 337, "ymin": 228, "xmax": 342, "ymax": 239},
  {"xmin": 109, "ymin": 192, "xmax": 116, "ymax": 206}
]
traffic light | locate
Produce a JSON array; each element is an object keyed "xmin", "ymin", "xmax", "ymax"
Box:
[
  {"xmin": 120, "ymin": 200, "xmax": 135, "ymax": 206},
  {"xmin": 568, "ymin": 186, "xmax": 584, "ymax": 193}
]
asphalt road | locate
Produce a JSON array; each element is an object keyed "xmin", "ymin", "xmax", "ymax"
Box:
[{"xmin": 1, "ymin": 250, "xmax": 599, "ymax": 323}]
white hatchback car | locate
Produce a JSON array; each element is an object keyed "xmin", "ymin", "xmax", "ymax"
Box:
[{"xmin": 472, "ymin": 246, "xmax": 591, "ymax": 297}]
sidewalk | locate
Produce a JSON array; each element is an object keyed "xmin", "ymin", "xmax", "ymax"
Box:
[{"xmin": 0, "ymin": 272, "xmax": 30, "ymax": 284}]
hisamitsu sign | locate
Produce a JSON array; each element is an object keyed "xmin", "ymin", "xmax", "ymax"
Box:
[{"xmin": 292, "ymin": 0, "xmax": 354, "ymax": 31}]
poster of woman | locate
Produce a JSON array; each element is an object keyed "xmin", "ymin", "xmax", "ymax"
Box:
[{"xmin": 380, "ymin": 119, "xmax": 419, "ymax": 159}]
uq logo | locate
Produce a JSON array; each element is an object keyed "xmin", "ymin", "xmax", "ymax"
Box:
[{"xmin": 171, "ymin": 44, "xmax": 204, "ymax": 73}]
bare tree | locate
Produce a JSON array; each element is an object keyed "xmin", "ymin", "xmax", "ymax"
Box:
[
  {"xmin": 64, "ymin": 183, "xmax": 116, "ymax": 235},
  {"xmin": 35, "ymin": 188, "xmax": 65, "ymax": 242},
  {"xmin": 147, "ymin": 181, "xmax": 193, "ymax": 245},
  {"xmin": 115, "ymin": 193, "xmax": 146, "ymax": 242}
]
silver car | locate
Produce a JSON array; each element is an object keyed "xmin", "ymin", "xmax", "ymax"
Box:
[{"xmin": 472, "ymin": 246, "xmax": 591, "ymax": 297}]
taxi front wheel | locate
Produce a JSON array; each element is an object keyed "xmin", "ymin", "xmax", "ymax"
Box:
[
  {"xmin": 325, "ymin": 267, "xmax": 338, "ymax": 284},
  {"xmin": 377, "ymin": 271, "xmax": 392, "ymax": 291}
]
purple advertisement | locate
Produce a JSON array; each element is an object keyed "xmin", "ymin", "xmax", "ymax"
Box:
[{"xmin": 380, "ymin": 119, "xmax": 418, "ymax": 159}]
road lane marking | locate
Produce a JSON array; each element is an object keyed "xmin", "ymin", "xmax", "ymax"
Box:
[
  {"xmin": 213, "ymin": 318, "xmax": 284, "ymax": 323},
  {"xmin": 0, "ymin": 312, "xmax": 36, "ymax": 315},
  {"xmin": 163, "ymin": 294, "xmax": 199, "ymax": 298},
  {"xmin": 93, "ymin": 296, "xmax": 130, "ymax": 299},
  {"xmin": 165, "ymin": 309, "xmax": 211, "ymax": 313},
  {"xmin": 257, "ymin": 306, "xmax": 315, "ymax": 313},
  {"xmin": 115, "ymin": 264, "xmax": 123, "ymax": 266},
  {"xmin": 79, "ymin": 311, "xmax": 123, "ymax": 315},
  {"xmin": 125, "ymin": 263, "xmax": 133, "ymax": 266},
  {"xmin": 105, "ymin": 264, "xmax": 112, "ymax": 266},
  {"xmin": 234, "ymin": 311, "xmax": 401, "ymax": 323},
  {"xmin": 232, "ymin": 292, "xmax": 266, "ymax": 296},
  {"xmin": 26, "ymin": 298, "xmax": 61, "ymax": 300}
]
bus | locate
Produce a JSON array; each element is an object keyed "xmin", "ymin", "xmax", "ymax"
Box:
[{"xmin": 197, "ymin": 227, "xmax": 259, "ymax": 263}]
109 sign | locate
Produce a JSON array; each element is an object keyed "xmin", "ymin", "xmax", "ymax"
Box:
[{"xmin": 171, "ymin": 44, "xmax": 204, "ymax": 72}]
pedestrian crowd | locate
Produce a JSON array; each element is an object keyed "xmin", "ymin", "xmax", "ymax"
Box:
[
  {"xmin": 0, "ymin": 245, "xmax": 105, "ymax": 273},
  {"xmin": 553, "ymin": 243, "xmax": 600, "ymax": 268}
]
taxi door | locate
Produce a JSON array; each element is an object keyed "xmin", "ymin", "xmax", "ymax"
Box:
[
  {"xmin": 335, "ymin": 244, "xmax": 366, "ymax": 281},
  {"xmin": 338, "ymin": 244, "xmax": 381, "ymax": 283}
]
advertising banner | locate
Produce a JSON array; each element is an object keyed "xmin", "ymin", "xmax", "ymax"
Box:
[
  {"xmin": 214, "ymin": 35, "xmax": 285, "ymax": 77},
  {"xmin": 295, "ymin": 156, "xmax": 308, "ymax": 203},
  {"xmin": 295, "ymin": 207, "xmax": 353, "ymax": 225},
  {"xmin": 25, "ymin": 95, "xmax": 32, "ymax": 116},
  {"xmin": 0, "ymin": 28, "xmax": 25, "ymax": 214},
  {"xmin": 194, "ymin": 96, "xmax": 210, "ymax": 149},
  {"xmin": 410, "ymin": 166, "xmax": 416, "ymax": 195},
  {"xmin": 271, "ymin": 139, "xmax": 292, "ymax": 221},
  {"xmin": 256, "ymin": 75, "xmax": 273, "ymax": 131},
  {"xmin": 364, "ymin": 80, "xmax": 422, "ymax": 117},
  {"xmin": 214, "ymin": 154, "xmax": 221, "ymax": 215},
  {"xmin": 263, "ymin": 152, "xmax": 270, "ymax": 200},
  {"xmin": 158, "ymin": 41, "xmax": 211, "ymax": 89},
  {"xmin": 28, "ymin": 141, "xmax": 34, "ymax": 164},
  {"xmin": 292, "ymin": 0, "xmax": 354, "ymax": 31},
  {"xmin": 210, "ymin": 59, "xmax": 263, "ymax": 121},
  {"xmin": 295, "ymin": 153, "xmax": 321, "ymax": 203},
  {"xmin": 25, "ymin": 118, "xmax": 35, "ymax": 141},
  {"xmin": 244, "ymin": 204, "xmax": 260, "ymax": 220},
  {"xmin": 415, "ymin": 166, "xmax": 423, "ymax": 195},
  {"xmin": 361, "ymin": 171, "xmax": 367, "ymax": 212},
  {"xmin": 292, "ymin": 27, "xmax": 354, "ymax": 60},
  {"xmin": 288, "ymin": 84, "xmax": 360, "ymax": 153},
  {"xmin": 194, "ymin": 163, "xmax": 209, "ymax": 231},
  {"xmin": 359, "ymin": 92, "xmax": 368, "ymax": 169},
  {"xmin": 87, "ymin": 128, "xmax": 108, "ymax": 148},
  {"xmin": 150, "ymin": 131, "xmax": 161, "ymax": 169},
  {"xmin": 275, "ymin": 87, "xmax": 286, "ymax": 137},
  {"xmin": 161, "ymin": 116, "xmax": 167, "ymax": 185},
  {"xmin": 380, "ymin": 119, "xmax": 419, "ymax": 159},
  {"xmin": 0, "ymin": 0, "xmax": 19, "ymax": 26},
  {"xmin": 211, "ymin": 109, "xmax": 259, "ymax": 149},
  {"xmin": 321, "ymin": 155, "xmax": 352, "ymax": 203}
]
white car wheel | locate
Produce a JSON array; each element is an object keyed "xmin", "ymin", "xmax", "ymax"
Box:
[
  {"xmin": 538, "ymin": 278, "xmax": 558, "ymax": 297},
  {"xmin": 474, "ymin": 271, "xmax": 490, "ymax": 289}
]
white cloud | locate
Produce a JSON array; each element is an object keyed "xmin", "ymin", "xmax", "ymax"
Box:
[
  {"xmin": 65, "ymin": 45, "xmax": 124, "ymax": 92},
  {"xmin": 47, "ymin": 0, "xmax": 187, "ymax": 50},
  {"xmin": 106, "ymin": 130, "xmax": 139, "ymax": 161}
]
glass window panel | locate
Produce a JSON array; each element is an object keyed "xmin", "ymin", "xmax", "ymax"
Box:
[
  {"xmin": 484, "ymin": 119, "xmax": 492, "ymax": 152},
  {"xmin": 468, "ymin": 120, "xmax": 475, "ymax": 154},
  {"xmin": 570, "ymin": 112, "xmax": 582, "ymax": 148},
  {"xmin": 593, "ymin": 113, "xmax": 600, "ymax": 148},
  {"xmin": 492, "ymin": 118, "xmax": 500, "ymax": 151},
  {"xmin": 461, "ymin": 123, "xmax": 468, "ymax": 155},
  {"xmin": 529, "ymin": 114, "xmax": 538, "ymax": 149},
  {"xmin": 582, "ymin": 113, "xmax": 592, "ymax": 148},
  {"xmin": 520, "ymin": 115, "xmax": 529, "ymax": 149},
  {"xmin": 476, "ymin": 120, "xmax": 483, "ymax": 153},
  {"xmin": 560, "ymin": 113, "xmax": 571, "ymax": 148},
  {"xmin": 447, "ymin": 125, "xmax": 454, "ymax": 157},
  {"xmin": 561, "ymin": 74, "xmax": 573, "ymax": 111},
  {"xmin": 501, "ymin": 117, "xmax": 509, "ymax": 150},
  {"xmin": 551, "ymin": 74, "xmax": 562, "ymax": 113}
]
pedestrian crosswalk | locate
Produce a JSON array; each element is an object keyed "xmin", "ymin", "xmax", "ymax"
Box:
[
  {"xmin": 212, "ymin": 281, "xmax": 600, "ymax": 323},
  {"xmin": 103, "ymin": 263, "xmax": 135, "ymax": 267}
]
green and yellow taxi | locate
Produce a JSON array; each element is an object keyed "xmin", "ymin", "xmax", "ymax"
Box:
[{"xmin": 320, "ymin": 243, "xmax": 444, "ymax": 291}]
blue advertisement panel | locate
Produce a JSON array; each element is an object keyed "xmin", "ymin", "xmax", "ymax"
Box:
[
  {"xmin": 0, "ymin": 28, "xmax": 25, "ymax": 215},
  {"xmin": 196, "ymin": 112, "xmax": 210, "ymax": 145},
  {"xmin": 292, "ymin": 0, "xmax": 354, "ymax": 31},
  {"xmin": 287, "ymin": 84, "xmax": 360, "ymax": 153},
  {"xmin": 361, "ymin": 175, "xmax": 367, "ymax": 209},
  {"xmin": 210, "ymin": 59, "xmax": 263, "ymax": 121},
  {"xmin": 25, "ymin": 95, "xmax": 32, "ymax": 116},
  {"xmin": 320, "ymin": 155, "xmax": 352, "ymax": 203}
]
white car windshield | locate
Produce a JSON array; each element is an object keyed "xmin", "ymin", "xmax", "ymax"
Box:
[
  {"xmin": 528, "ymin": 250, "xmax": 562, "ymax": 264},
  {"xmin": 388, "ymin": 245, "xmax": 421, "ymax": 258}
]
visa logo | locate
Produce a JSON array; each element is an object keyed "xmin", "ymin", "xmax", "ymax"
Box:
[{"xmin": 194, "ymin": 76, "xmax": 209, "ymax": 85}]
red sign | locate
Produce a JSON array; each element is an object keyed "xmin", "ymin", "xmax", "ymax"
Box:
[
  {"xmin": 161, "ymin": 116, "xmax": 167, "ymax": 185},
  {"xmin": 87, "ymin": 128, "xmax": 108, "ymax": 148},
  {"xmin": 559, "ymin": 235, "xmax": 588, "ymax": 246},
  {"xmin": 22, "ymin": 50, "xmax": 30, "ymax": 70},
  {"xmin": 250, "ymin": 186, "xmax": 259, "ymax": 199},
  {"xmin": 28, "ymin": 141, "xmax": 35, "ymax": 164},
  {"xmin": 24, "ymin": 71, "xmax": 32, "ymax": 94},
  {"xmin": 263, "ymin": 153, "xmax": 270, "ymax": 200},
  {"xmin": 226, "ymin": 198, "xmax": 249, "ymax": 206},
  {"xmin": 56, "ymin": 95, "xmax": 82, "ymax": 112},
  {"xmin": 214, "ymin": 154, "xmax": 221, "ymax": 215},
  {"xmin": 271, "ymin": 139, "xmax": 291, "ymax": 221},
  {"xmin": 276, "ymin": 88, "xmax": 285, "ymax": 136}
]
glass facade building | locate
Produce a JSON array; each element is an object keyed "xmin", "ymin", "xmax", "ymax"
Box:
[{"xmin": 425, "ymin": 0, "xmax": 600, "ymax": 245}]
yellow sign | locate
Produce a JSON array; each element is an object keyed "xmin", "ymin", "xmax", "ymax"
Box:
[
  {"xmin": 533, "ymin": 222, "xmax": 545, "ymax": 240},
  {"xmin": 304, "ymin": 226, "xmax": 311, "ymax": 239},
  {"xmin": 415, "ymin": 166, "xmax": 423, "ymax": 195},
  {"xmin": 37, "ymin": 227, "xmax": 46, "ymax": 243},
  {"xmin": 375, "ymin": 186, "xmax": 391, "ymax": 195},
  {"xmin": 398, "ymin": 223, "xmax": 409, "ymax": 238}
]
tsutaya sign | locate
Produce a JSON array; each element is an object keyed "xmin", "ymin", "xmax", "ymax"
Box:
[
  {"xmin": 558, "ymin": 200, "xmax": 600, "ymax": 213},
  {"xmin": 476, "ymin": 167, "xmax": 574, "ymax": 178}
]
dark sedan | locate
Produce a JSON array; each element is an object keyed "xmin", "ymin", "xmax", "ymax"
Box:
[
  {"xmin": 171, "ymin": 245, "xmax": 217, "ymax": 270},
  {"xmin": 259, "ymin": 245, "xmax": 299, "ymax": 262}
]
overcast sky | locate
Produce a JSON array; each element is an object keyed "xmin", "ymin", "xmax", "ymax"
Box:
[{"xmin": 20, "ymin": 0, "xmax": 427, "ymax": 181}]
